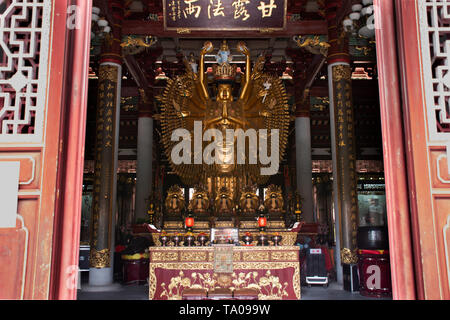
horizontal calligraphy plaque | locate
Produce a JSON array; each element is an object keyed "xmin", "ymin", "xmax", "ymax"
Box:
[{"xmin": 163, "ymin": 0, "xmax": 287, "ymax": 31}]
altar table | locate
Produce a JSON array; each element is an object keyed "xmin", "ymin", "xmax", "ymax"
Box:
[{"xmin": 148, "ymin": 246, "xmax": 301, "ymax": 300}]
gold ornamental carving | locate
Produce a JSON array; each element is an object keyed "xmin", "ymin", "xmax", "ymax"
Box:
[
  {"xmin": 152, "ymin": 234, "xmax": 161, "ymax": 246},
  {"xmin": 239, "ymin": 221, "xmax": 258, "ymax": 229},
  {"xmin": 271, "ymin": 251, "xmax": 298, "ymax": 261},
  {"xmin": 230, "ymin": 270, "xmax": 289, "ymax": 300},
  {"xmin": 148, "ymin": 247, "xmax": 302, "ymax": 300},
  {"xmin": 151, "ymin": 251, "xmax": 179, "ymax": 262},
  {"xmin": 150, "ymin": 262, "xmax": 301, "ymax": 300},
  {"xmin": 233, "ymin": 251, "xmax": 241, "ymax": 261},
  {"xmin": 242, "ymin": 251, "xmax": 270, "ymax": 262},
  {"xmin": 341, "ymin": 248, "xmax": 358, "ymax": 265},
  {"xmin": 163, "ymin": 221, "xmax": 184, "ymax": 229},
  {"xmin": 121, "ymin": 35, "xmax": 157, "ymax": 55},
  {"xmin": 332, "ymin": 65, "xmax": 352, "ymax": 82},
  {"xmin": 238, "ymin": 220, "xmax": 288, "ymax": 229},
  {"xmin": 293, "ymin": 35, "xmax": 330, "ymax": 57},
  {"xmin": 215, "ymin": 220, "xmax": 235, "ymax": 228},
  {"xmin": 98, "ymin": 65, "xmax": 119, "ymax": 83},
  {"xmin": 181, "ymin": 251, "xmax": 208, "ymax": 262},
  {"xmin": 217, "ymin": 273, "xmax": 233, "ymax": 287},
  {"xmin": 90, "ymin": 248, "xmax": 111, "ymax": 268},
  {"xmin": 267, "ymin": 221, "xmax": 286, "ymax": 228},
  {"xmin": 149, "ymin": 263, "xmax": 214, "ymax": 299}
]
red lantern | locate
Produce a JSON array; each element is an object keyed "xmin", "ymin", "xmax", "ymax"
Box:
[
  {"xmin": 258, "ymin": 216, "xmax": 267, "ymax": 228},
  {"xmin": 185, "ymin": 217, "xmax": 195, "ymax": 228}
]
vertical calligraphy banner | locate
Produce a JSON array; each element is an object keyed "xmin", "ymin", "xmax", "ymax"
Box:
[
  {"xmin": 332, "ymin": 64, "xmax": 358, "ymax": 264},
  {"xmin": 90, "ymin": 65, "xmax": 119, "ymax": 268}
]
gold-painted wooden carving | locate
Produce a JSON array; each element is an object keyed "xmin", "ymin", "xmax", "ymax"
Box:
[{"xmin": 160, "ymin": 40, "xmax": 289, "ymax": 185}]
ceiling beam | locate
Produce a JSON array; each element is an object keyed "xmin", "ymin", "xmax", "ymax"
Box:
[
  {"xmin": 304, "ymin": 54, "xmax": 326, "ymax": 90},
  {"xmin": 123, "ymin": 54, "xmax": 150, "ymax": 90},
  {"xmin": 122, "ymin": 19, "xmax": 328, "ymax": 37}
]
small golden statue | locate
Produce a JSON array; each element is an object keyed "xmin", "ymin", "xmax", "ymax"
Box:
[
  {"xmin": 164, "ymin": 185, "xmax": 185, "ymax": 216},
  {"xmin": 294, "ymin": 193, "xmax": 303, "ymax": 222},
  {"xmin": 215, "ymin": 186, "xmax": 234, "ymax": 215},
  {"xmin": 147, "ymin": 202, "xmax": 155, "ymax": 224},
  {"xmin": 239, "ymin": 185, "xmax": 259, "ymax": 215},
  {"xmin": 264, "ymin": 185, "xmax": 284, "ymax": 214},
  {"xmin": 188, "ymin": 186, "xmax": 210, "ymax": 215}
]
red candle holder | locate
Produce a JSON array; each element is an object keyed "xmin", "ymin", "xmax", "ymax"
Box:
[
  {"xmin": 185, "ymin": 217, "xmax": 195, "ymax": 228},
  {"xmin": 258, "ymin": 215, "xmax": 267, "ymax": 232}
]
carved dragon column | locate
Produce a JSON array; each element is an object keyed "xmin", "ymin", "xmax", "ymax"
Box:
[
  {"xmin": 326, "ymin": 0, "xmax": 359, "ymax": 288},
  {"xmin": 89, "ymin": 0, "xmax": 124, "ymax": 288}
]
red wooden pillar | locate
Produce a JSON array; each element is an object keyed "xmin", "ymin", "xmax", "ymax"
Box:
[
  {"xmin": 374, "ymin": 0, "xmax": 417, "ymax": 300},
  {"xmin": 50, "ymin": 0, "xmax": 93, "ymax": 299}
]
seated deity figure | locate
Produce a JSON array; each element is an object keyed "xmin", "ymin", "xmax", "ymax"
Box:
[
  {"xmin": 239, "ymin": 186, "xmax": 259, "ymax": 215},
  {"xmin": 188, "ymin": 186, "xmax": 210, "ymax": 216},
  {"xmin": 264, "ymin": 185, "xmax": 285, "ymax": 215},
  {"xmin": 165, "ymin": 185, "xmax": 185, "ymax": 216},
  {"xmin": 215, "ymin": 186, "xmax": 234, "ymax": 215}
]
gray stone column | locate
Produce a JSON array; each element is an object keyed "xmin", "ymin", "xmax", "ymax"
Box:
[
  {"xmin": 134, "ymin": 90, "xmax": 154, "ymax": 222},
  {"xmin": 295, "ymin": 93, "xmax": 314, "ymax": 222}
]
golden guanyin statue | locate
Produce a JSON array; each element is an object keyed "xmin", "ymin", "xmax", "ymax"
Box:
[
  {"xmin": 164, "ymin": 185, "xmax": 185, "ymax": 216},
  {"xmin": 264, "ymin": 185, "xmax": 284, "ymax": 214},
  {"xmin": 159, "ymin": 40, "xmax": 289, "ymax": 185},
  {"xmin": 188, "ymin": 186, "xmax": 210, "ymax": 215},
  {"xmin": 239, "ymin": 185, "xmax": 259, "ymax": 215},
  {"xmin": 215, "ymin": 186, "xmax": 234, "ymax": 215}
]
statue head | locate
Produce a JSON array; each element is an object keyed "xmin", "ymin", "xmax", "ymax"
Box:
[{"xmin": 217, "ymin": 83, "xmax": 233, "ymax": 102}]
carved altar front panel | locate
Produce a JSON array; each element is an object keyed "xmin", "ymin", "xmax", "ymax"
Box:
[{"xmin": 149, "ymin": 246, "xmax": 301, "ymax": 300}]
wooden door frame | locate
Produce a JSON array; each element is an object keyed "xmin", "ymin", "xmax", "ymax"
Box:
[
  {"xmin": 49, "ymin": 0, "xmax": 450, "ymax": 300},
  {"xmin": 374, "ymin": 0, "xmax": 418, "ymax": 300},
  {"xmin": 394, "ymin": 0, "xmax": 450, "ymax": 299},
  {"xmin": 49, "ymin": 0, "xmax": 92, "ymax": 300}
]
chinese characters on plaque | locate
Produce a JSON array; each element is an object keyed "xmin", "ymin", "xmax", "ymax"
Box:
[{"xmin": 163, "ymin": 0, "xmax": 286, "ymax": 30}]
